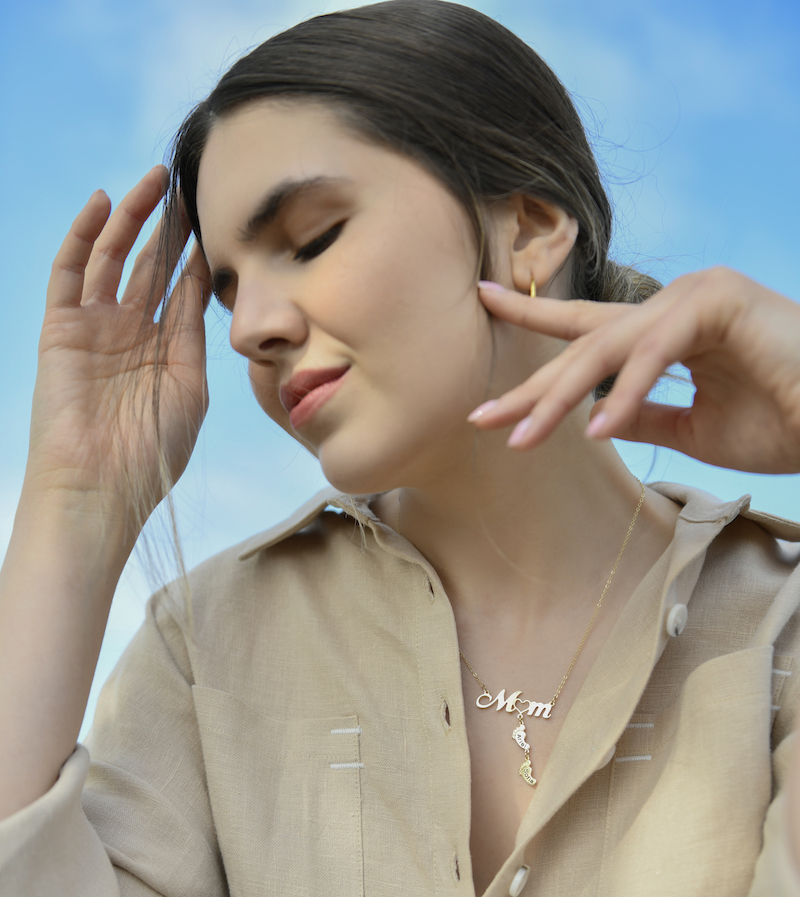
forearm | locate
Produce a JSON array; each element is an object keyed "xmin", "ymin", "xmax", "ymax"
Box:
[{"xmin": 0, "ymin": 485, "xmax": 135, "ymax": 820}]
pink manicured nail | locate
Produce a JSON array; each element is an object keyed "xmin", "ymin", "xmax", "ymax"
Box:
[
  {"xmin": 508, "ymin": 417, "xmax": 534, "ymax": 447},
  {"xmin": 478, "ymin": 280, "xmax": 506, "ymax": 292},
  {"xmin": 585, "ymin": 411, "xmax": 608, "ymax": 438},
  {"xmin": 468, "ymin": 399, "xmax": 498, "ymax": 421}
]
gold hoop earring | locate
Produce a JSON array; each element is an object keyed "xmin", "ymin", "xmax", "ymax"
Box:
[{"xmin": 530, "ymin": 277, "xmax": 537, "ymax": 298}]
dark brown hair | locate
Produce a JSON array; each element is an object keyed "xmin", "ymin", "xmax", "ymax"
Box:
[{"xmin": 165, "ymin": 0, "xmax": 660, "ymax": 319}]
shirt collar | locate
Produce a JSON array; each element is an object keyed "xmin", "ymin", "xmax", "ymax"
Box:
[
  {"xmin": 236, "ymin": 482, "xmax": 800, "ymax": 562},
  {"xmin": 236, "ymin": 487, "xmax": 377, "ymax": 560}
]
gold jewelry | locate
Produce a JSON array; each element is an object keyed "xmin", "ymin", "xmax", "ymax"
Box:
[
  {"xmin": 529, "ymin": 276, "xmax": 536, "ymax": 298},
  {"xmin": 460, "ymin": 479, "xmax": 646, "ymax": 787}
]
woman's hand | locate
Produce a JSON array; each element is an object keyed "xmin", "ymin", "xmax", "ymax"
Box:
[
  {"xmin": 469, "ymin": 267, "xmax": 800, "ymax": 475},
  {"xmin": 0, "ymin": 169, "xmax": 211, "ymax": 820},
  {"xmin": 27, "ymin": 166, "xmax": 211, "ymax": 520}
]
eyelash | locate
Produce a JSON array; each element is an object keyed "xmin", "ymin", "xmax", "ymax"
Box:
[
  {"xmin": 213, "ymin": 221, "xmax": 345, "ymax": 314},
  {"xmin": 293, "ymin": 221, "xmax": 344, "ymax": 262}
]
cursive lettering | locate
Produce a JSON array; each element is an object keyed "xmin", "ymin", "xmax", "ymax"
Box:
[
  {"xmin": 518, "ymin": 699, "xmax": 553, "ymax": 719},
  {"xmin": 476, "ymin": 689, "xmax": 524, "ymax": 713}
]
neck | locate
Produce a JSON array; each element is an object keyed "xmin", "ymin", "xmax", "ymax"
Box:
[{"xmin": 373, "ymin": 401, "xmax": 680, "ymax": 628}]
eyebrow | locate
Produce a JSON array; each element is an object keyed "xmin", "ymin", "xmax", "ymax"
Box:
[
  {"xmin": 237, "ymin": 175, "xmax": 353, "ymax": 243},
  {"xmin": 210, "ymin": 175, "xmax": 352, "ymax": 301}
]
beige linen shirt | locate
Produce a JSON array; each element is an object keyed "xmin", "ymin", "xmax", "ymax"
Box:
[{"xmin": 3, "ymin": 482, "xmax": 800, "ymax": 896}]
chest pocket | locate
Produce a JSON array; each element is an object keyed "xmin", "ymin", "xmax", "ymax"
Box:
[{"xmin": 193, "ymin": 686, "xmax": 364, "ymax": 897}]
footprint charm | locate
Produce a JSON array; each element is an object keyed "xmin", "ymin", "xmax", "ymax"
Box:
[
  {"xmin": 519, "ymin": 758, "xmax": 537, "ymax": 787},
  {"xmin": 512, "ymin": 722, "xmax": 530, "ymax": 751}
]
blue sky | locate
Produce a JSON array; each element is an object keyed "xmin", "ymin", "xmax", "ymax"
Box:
[{"xmin": 1, "ymin": 0, "xmax": 799, "ymax": 735}]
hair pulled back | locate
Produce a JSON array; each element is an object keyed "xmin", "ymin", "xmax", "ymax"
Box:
[{"xmin": 167, "ymin": 0, "xmax": 659, "ymax": 391}]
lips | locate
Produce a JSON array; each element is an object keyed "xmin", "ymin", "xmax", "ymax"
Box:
[{"xmin": 280, "ymin": 365, "xmax": 350, "ymax": 429}]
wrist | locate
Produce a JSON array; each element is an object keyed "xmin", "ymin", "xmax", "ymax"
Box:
[{"xmin": 13, "ymin": 482, "xmax": 140, "ymax": 576}]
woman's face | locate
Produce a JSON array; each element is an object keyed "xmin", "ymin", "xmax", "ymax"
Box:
[{"xmin": 196, "ymin": 100, "xmax": 519, "ymax": 494}]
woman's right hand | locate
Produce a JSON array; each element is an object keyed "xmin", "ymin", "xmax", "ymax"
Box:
[{"xmin": 27, "ymin": 166, "xmax": 211, "ymax": 524}]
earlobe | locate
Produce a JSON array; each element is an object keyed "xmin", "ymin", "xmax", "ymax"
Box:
[{"xmin": 505, "ymin": 195, "xmax": 579, "ymax": 299}]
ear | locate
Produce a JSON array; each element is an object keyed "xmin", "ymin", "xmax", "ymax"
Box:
[{"xmin": 502, "ymin": 195, "xmax": 579, "ymax": 297}]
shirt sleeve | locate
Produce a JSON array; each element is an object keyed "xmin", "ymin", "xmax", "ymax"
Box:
[{"xmin": 0, "ymin": 585, "xmax": 228, "ymax": 897}]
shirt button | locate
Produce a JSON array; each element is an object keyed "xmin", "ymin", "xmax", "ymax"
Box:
[
  {"xmin": 597, "ymin": 744, "xmax": 616, "ymax": 768},
  {"xmin": 509, "ymin": 864, "xmax": 530, "ymax": 896},
  {"xmin": 666, "ymin": 603, "xmax": 688, "ymax": 637}
]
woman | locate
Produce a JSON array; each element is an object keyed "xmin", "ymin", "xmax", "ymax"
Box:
[{"xmin": 1, "ymin": 2, "xmax": 799, "ymax": 894}]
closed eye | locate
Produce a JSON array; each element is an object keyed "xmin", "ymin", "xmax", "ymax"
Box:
[
  {"xmin": 211, "ymin": 220, "xmax": 345, "ymax": 312},
  {"xmin": 293, "ymin": 221, "xmax": 344, "ymax": 262}
]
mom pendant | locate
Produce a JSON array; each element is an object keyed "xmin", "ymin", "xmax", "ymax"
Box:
[
  {"xmin": 475, "ymin": 688, "xmax": 553, "ymax": 719},
  {"xmin": 474, "ymin": 690, "xmax": 542, "ymax": 787}
]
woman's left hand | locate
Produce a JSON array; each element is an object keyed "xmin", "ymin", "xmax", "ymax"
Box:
[{"xmin": 469, "ymin": 267, "xmax": 800, "ymax": 474}]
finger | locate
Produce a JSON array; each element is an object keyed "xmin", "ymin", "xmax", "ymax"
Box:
[
  {"xmin": 594, "ymin": 399, "xmax": 694, "ymax": 452},
  {"xmin": 469, "ymin": 277, "xmax": 708, "ymax": 443},
  {"xmin": 472, "ymin": 277, "xmax": 704, "ymax": 436},
  {"xmin": 191, "ymin": 245, "xmax": 214, "ymax": 315},
  {"xmin": 161, "ymin": 241, "xmax": 213, "ymax": 338},
  {"xmin": 46, "ymin": 190, "xmax": 112, "ymax": 309},
  {"xmin": 468, "ymin": 306, "xmax": 637, "ymax": 430},
  {"xmin": 156, "ymin": 243, "xmax": 213, "ymax": 401},
  {"xmin": 506, "ymin": 309, "xmax": 697, "ymax": 450},
  {"xmin": 82, "ymin": 166, "xmax": 168, "ymax": 306},
  {"xmin": 504, "ymin": 351, "xmax": 608, "ymax": 448},
  {"xmin": 469, "ymin": 319, "xmax": 636, "ymax": 436},
  {"xmin": 478, "ymin": 281, "xmax": 631, "ymax": 340},
  {"xmin": 120, "ymin": 200, "xmax": 192, "ymax": 313},
  {"xmin": 584, "ymin": 301, "xmax": 706, "ymax": 439}
]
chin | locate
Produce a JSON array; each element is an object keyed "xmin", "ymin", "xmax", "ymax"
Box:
[
  {"xmin": 316, "ymin": 432, "xmax": 420, "ymax": 496},
  {"xmin": 318, "ymin": 455, "xmax": 400, "ymax": 497}
]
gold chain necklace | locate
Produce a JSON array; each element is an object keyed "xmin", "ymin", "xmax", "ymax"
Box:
[{"xmin": 460, "ymin": 480, "xmax": 646, "ymax": 787}]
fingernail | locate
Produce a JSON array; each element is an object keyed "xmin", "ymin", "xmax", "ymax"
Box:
[
  {"xmin": 585, "ymin": 411, "xmax": 608, "ymax": 438},
  {"xmin": 478, "ymin": 280, "xmax": 506, "ymax": 292},
  {"xmin": 468, "ymin": 399, "xmax": 498, "ymax": 421},
  {"xmin": 508, "ymin": 417, "xmax": 534, "ymax": 447}
]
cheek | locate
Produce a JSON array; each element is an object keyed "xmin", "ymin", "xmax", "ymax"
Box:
[
  {"xmin": 323, "ymin": 208, "xmax": 478, "ymax": 351},
  {"xmin": 248, "ymin": 362, "xmax": 281, "ymax": 418}
]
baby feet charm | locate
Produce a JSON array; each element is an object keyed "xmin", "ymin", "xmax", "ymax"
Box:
[
  {"xmin": 519, "ymin": 758, "xmax": 537, "ymax": 787},
  {"xmin": 512, "ymin": 721, "xmax": 530, "ymax": 751}
]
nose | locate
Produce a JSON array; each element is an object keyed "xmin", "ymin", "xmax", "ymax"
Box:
[{"xmin": 228, "ymin": 274, "xmax": 309, "ymax": 362}]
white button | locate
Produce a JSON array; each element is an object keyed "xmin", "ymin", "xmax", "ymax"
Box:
[
  {"xmin": 509, "ymin": 865, "xmax": 530, "ymax": 896},
  {"xmin": 666, "ymin": 603, "xmax": 688, "ymax": 637}
]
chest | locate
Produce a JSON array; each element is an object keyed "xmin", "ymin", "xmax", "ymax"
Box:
[{"xmin": 459, "ymin": 658, "xmax": 586, "ymax": 895}]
